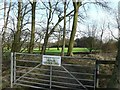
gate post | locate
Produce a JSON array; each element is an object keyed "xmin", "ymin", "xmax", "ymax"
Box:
[
  {"xmin": 11, "ymin": 52, "xmax": 14, "ymax": 88},
  {"xmin": 14, "ymin": 52, "xmax": 16, "ymax": 83},
  {"xmin": 95, "ymin": 60, "xmax": 99, "ymax": 88},
  {"xmin": 50, "ymin": 65, "xmax": 52, "ymax": 89}
]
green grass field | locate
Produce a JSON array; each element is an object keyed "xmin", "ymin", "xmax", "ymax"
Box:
[
  {"xmin": 33, "ymin": 47, "xmax": 90, "ymax": 54},
  {"xmin": 3, "ymin": 47, "xmax": 91, "ymax": 55}
]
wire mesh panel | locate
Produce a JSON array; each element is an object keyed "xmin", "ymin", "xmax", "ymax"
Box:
[{"xmin": 11, "ymin": 53, "xmax": 96, "ymax": 90}]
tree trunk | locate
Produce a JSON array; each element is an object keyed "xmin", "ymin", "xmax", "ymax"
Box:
[
  {"xmin": 57, "ymin": 41, "xmax": 60, "ymax": 50},
  {"xmin": 41, "ymin": 1, "xmax": 51, "ymax": 54},
  {"xmin": 3, "ymin": 0, "xmax": 11, "ymax": 35},
  {"xmin": 67, "ymin": 1, "xmax": 81, "ymax": 56},
  {"xmin": 61, "ymin": 1, "xmax": 66, "ymax": 56},
  {"xmin": 3, "ymin": 0, "xmax": 6, "ymax": 37},
  {"xmin": 57, "ymin": 30, "xmax": 61, "ymax": 51},
  {"xmin": 67, "ymin": 2, "xmax": 81, "ymax": 56},
  {"xmin": 41, "ymin": 4, "xmax": 74, "ymax": 54},
  {"xmin": 39, "ymin": 41, "xmax": 41, "ymax": 51},
  {"xmin": 41, "ymin": 34, "xmax": 49, "ymax": 54},
  {"xmin": 67, "ymin": 11, "xmax": 78, "ymax": 56},
  {"xmin": 11, "ymin": 1, "xmax": 22, "ymax": 52},
  {"xmin": 28, "ymin": 1, "xmax": 36, "ymax": 53},
  {"xmin": 3, "ymin": 0, "xmax": 11, "ymax": 51},
  {"xmin": 107, "ymin": 38, "xmax": 120, "ymax": 89}
]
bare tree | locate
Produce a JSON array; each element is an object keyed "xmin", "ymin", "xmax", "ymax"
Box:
[
  {"xmin": 41, "ymin": 0, "xmax": 52, "ymax": 54},
  {"xmin": 41, "ymin": 0, "xmax": 73, "ymax": 54},
  {"xmin": 2, "ymin": 0, "xmax": 12, "ymax": 50},
  {"xmin": 67, "ymin": 0, "xmax": 82, "ymax": 56},
  {"xmin": 67, "ymin": 1, "xmax": 110, "ymax": 56},
  {"xmin": 61, "ymin": 1, "xmax": 66, "ymax": 56},
  {"xmin": 28, "ymin": 0, "xmax": 36, "ymax": 53},
  {"xmin": 11, "ymin": 1, "xmax": 22, "ymax": 52}
]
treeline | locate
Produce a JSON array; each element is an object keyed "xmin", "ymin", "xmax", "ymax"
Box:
[
  {"xmin": 2, "ymin": 0, "xmax": 112, "ymax": 56},
  {"xmin": 48, "ymin": 36, "xmax": 117, "ymax": 53}
]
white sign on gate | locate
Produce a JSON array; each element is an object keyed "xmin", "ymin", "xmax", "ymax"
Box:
[{"xmin": 42, "ymin": 55, "xmax": 61, "ymax": 66}]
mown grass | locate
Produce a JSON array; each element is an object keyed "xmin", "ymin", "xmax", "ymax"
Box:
[
  {"xmin": 3, "ymin": 47, "xmax": 90, "ymax": 55},
  {"xmin": 33, "ymin": 47, "xmax": 90, "ymax": 54}
]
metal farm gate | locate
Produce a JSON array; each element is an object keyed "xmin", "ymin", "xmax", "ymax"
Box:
[{"xmin": 11, "ymin": 53, "xmax": 96, "ymax": 90}]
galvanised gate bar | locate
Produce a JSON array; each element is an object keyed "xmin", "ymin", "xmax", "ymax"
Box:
[{"xmin": 11, "ymin": 52, "xmax": 99, "ymax": 90}]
